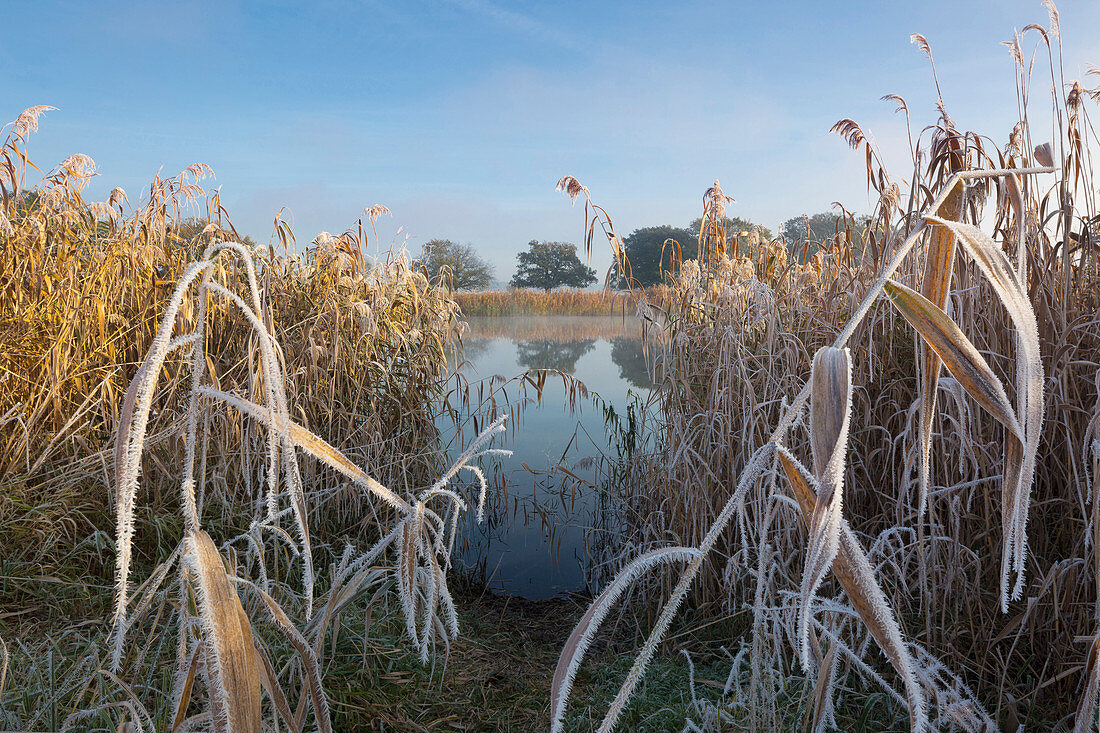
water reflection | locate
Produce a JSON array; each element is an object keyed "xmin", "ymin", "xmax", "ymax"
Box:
[
  {"xmin": 516, "ymin": 338, "xmax": 596, "ymax": 373},
  {"xmin": 610, "ymin": 336, "xmax": 653, "ymax": 389},
  {"xmin": 443, "ymin": 316, "xmax": 652, "ymax": 599}
]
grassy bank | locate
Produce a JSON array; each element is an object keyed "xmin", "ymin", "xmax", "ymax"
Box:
[{"xmin": 0, "ymin": 580, "xmax": 763, "ymax": 732}]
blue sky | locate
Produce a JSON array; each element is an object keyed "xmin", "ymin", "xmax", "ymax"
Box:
[{"xmin": 5, "ymin": 0, "xmax": 1098, "ymax": 279}]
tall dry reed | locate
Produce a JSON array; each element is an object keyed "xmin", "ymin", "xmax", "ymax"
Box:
[
  {"xmin": 0, "ymin": 107, "xmax": 507, "ymax": 730},
  {"xmin": 552, "ymin": 9, "xmax": 1100, "ymax": 729},
  {"xmin": 94, "ymin": 238, "xmax": 510, "ymax": 727},
  {"xmin": 0, "ymin": 111, "xmax": 463, "ymax": 629}
]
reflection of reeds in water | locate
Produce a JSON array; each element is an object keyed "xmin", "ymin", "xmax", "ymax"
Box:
[{"xmin": 462, "ymin": 315, "xmax": 644, "ymax": 343}]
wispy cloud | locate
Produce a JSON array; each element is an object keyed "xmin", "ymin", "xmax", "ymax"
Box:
[{"xmin": 439, "ymin": 0, "xmax": 589, "ymax": 54}]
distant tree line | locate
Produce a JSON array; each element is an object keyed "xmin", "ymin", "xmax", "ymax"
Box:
[
  {"xmin": 414, "ymin": 238, "xmax": 596, "ymax": 292},
  {"xmin": 415, "ymin": 208, "xmax": 865, "ymax": 291}
]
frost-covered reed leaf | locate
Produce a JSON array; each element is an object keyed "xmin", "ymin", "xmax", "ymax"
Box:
[
  {"xmin": 885, "ymin": 275, "xmax": 1034, "ymax": 611},
  {"xmin": 924, "ymin": 215, "xmax": 1044, "ymax": 606},
  {"xmin": 170, "ymin": 645, "xmax": 200, "ymax": 732},
  {"xmin": 915, "ymin": 163, "xmax": 965, "ymax": 521},
  {"xmin": 1076, "ymin": 634, "xmax": 1100, "ymax": 733},
  {"xmin": 112, "ymin": 261, "xmax": 210, "ymax": 670},
  {"xmin": 883, "ymin": 280, "xmax": 1022, "ymax": 438},
  {"xmin": 778, "ymin": 450, "xmax": 926, "ymax": 733},
  {"xmin": 232, "ymin": 577, "xmax": 331, "ymax": 733},
  {"xmin": 594, "ymin": 443, "xmax": 778, "ymax": 732},
  {"xmin": 549, "ymin": 546, "xmax": 700, "ymax": 733},
  {"xmin": 252, "ymin": 643, "xmax": 298, "ymax": 733},
  {"xmin": 397, "ymin": 514, "xmax": 421, "ymax": 648},
  {"xmin": 310, "ymin": 527, "xmax": 401, "ymax": 627},
  {"xmin": 195, "ymin": 385, "xmax": 413, "ymax": 513},
  {"xmin": 811, "ymin": 639, "xmax": 839, "ymax": 733},
  {"xmin": 800, "ymin": 347, "xmax": 852, "ymax": 672},
  {"xmin": 185, "ymin": 530, "xmax": 261, "ymax": 733},
  {"xmin": 0, "ymin": 635, "xmax": 8, "ymax": 698}
]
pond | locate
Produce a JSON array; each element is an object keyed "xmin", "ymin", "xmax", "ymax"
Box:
[{"xmin": 442, "ymin": 315, "xmax": 654, "ymax": 600}]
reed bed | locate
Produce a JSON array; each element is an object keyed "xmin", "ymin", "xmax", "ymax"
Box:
[
  {"xmin": 551, "ymin": 11, "xmax": 1100, "ymax": 731},
  {"xmin": 454, "ymin": 288, "xmax": 639, "ymax": 317},
  {"xmin": 0, "ymin": 108, "xmax": 512, "ymax": 729},
  {"xmin": 0, "ymin": 109, "xmax": 464, "ymax": 596},
  {"xmin": 462, "ymin": 314, "xmax": 644, "ymax": 344}
]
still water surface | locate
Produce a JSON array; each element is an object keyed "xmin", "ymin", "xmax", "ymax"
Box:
[{"xmin": 444, "ymin": 316, "xmax": 652, "ymax": 600}]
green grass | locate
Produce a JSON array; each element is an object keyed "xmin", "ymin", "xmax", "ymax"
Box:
[
  {"xmin": 306, "ymin": 588, "xmax": 757, "ymax": 732},
  {"xmin": 0, "ymin": 580, "xmax": 750, "ymax": 731}
]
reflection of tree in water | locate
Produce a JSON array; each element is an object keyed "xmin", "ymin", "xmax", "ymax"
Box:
[
  {"xmin": 610, "ymin": 336, "xmax": 653, "ymax": 388},
  {"xmin": 458, "ymin": 337, "xmax": 491, "ymax": 363},
  {"xmin": 515, "ymin": 338, "xmax": 595, "ymax": 373}
]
